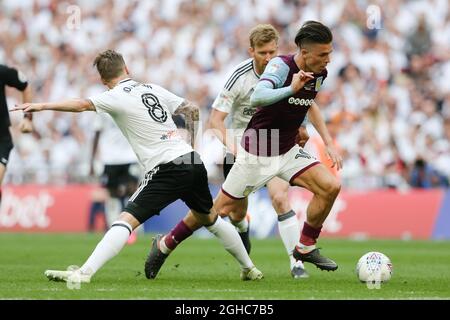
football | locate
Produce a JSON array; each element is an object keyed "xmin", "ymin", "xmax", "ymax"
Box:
[{"xmin": 356, "ymin": 252, "xmax": 393, "ymax": 283}]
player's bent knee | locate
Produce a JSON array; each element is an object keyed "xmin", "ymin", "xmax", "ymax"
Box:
[
  {"xmin": 218, "ymin": 211, "xmax": 228, "ymax": 218},
  {"xmin": 313, "ymin": 174, "xmax": 341, "ymax": 199},
  {"xmin": 229, "ymin": 210, "xmax": 246, "ymax": 222},
  {"xmin": 192, "ymin": 208, "xmax": 217, "ymax": 226},
  {"xmin": 323, "ymin": 179, "xmax": 341, "ymax": 198},
  {"xmin": 214, "ymin": 191, "xmax": 247, "ymax": 219},
  {"xmin": 117, "ymin": 212, "xmax": 141, "ymax": 230}
]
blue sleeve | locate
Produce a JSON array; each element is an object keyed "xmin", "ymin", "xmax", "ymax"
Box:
[{"xmin": 250, "ymin": 57, "xmax": 293, "ymax": 107}]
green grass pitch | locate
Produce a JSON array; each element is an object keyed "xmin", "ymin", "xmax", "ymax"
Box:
[{"xmin": 1, "ymin": 233, "xmax": 449, "ymax": 299}]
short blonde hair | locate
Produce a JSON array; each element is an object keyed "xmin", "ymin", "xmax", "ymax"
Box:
[
  {"xmin": 249, "ymin": 24, "xmax": 280, "ymax": 48},
  {"xmin": 93, "ymin": 50, "xmax": 126, "ymax": 82}
]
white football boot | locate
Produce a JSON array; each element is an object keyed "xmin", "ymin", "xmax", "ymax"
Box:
[
  {"xmin": 240, "ymin": 266, "xmax": 264, "ymax": 281},
  {"xmin": 45, "ymin": 269, "xmax": 91, "ymax": 283}
]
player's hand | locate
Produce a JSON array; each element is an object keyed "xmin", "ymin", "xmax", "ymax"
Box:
[
  {"xmin": 296, "ymin": 126, "xmax": 309, "ymax": 148},
  {"xmin": 11, "ymin": 103, "xmax": 45, "ymax": 113},
  {"xmin": 326, "ymin": 145, "xmax": 343, "ymax": 171},
  {"xmin": 19, "ymin": 118, "xmax": 33, "ymax": 133},
  {"xmin": 291, "ymin": 70, "xmax": 314, "ymax": 93}
]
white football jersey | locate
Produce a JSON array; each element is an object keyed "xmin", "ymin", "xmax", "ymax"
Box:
[
  {"xmin": 93, "ymin": 113, "xmax": 137, "ymax": 165},
  {"xmin": 89, "ymin": 78, "xmax": 193, "ymax": 172},
  {"xmin": 212, "ymin": 58, "xmax": 259, "ymax": 144}
]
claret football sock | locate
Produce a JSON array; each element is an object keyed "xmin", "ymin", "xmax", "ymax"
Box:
[
  {"xmin": 159, "ymin": 220, "xmax": 193, "ymax": 255},
  {"xmin": 297, "ymin": 221, "xmax": 322, "ymax": 253},
  {"xmin": 159, "ymin": 236, "xmax": 171, "ymax": 255}
]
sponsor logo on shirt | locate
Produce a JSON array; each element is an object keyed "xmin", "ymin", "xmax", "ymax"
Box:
[
  {"xmin": 288, "ymin": 97, "xmax": 314, "ymax": 106},
  {"xmin": 242, "ymin": 107, "xmax": 256, "ymax": 116},
  {"xmin": 160, "ymin": 130, "xmax": 180, "ymax": 141}
]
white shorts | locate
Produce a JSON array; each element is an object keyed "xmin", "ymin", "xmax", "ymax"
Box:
[{"xmin": 222, "ymin": 144, "xmax": 320, "ymax": 199}]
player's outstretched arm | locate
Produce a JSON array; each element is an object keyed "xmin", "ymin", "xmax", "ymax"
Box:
[
  {"xmin": 174, "ymin": 100, "xmax": 200, "ymax": 148},
  {"xmin": 12, "ymin": 98, "xmax": 95, "ymax": 113},
  {"xmin": 308, "ymin": 102, "xmax": 343, "ymax": 170},
  {"xmin": 250, "ymin": 59, "xmax": 313, "ymax": 107}
]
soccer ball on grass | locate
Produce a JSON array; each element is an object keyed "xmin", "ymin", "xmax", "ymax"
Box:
[{"xmin": 356, "ymin": 251, "xmax": 393, "ymax": 283}]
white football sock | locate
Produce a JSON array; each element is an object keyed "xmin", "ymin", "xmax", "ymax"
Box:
[
  {"xmin": 231, "ymin": 216, "xmax": 249, "ymax": 233},
  {"xmin": 206, "ymin": 216, "xmax": 253, "ymax": 270},
  {"xmin": 278, "ymin": 210, "xmax": 300, "ymax": 269},
  {"xmin": 79, "ymin": 221, "xmax": 132, "ymax": 276},
  {"xmin": 297, "ymin": 243, "xmax": 316, "ymax": 252},
  {"xmin": 159, "ymin": 236, "xmax": 172, "ymax": 255}
]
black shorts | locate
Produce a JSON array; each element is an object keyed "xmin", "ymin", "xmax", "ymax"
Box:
[
  {"xmin": 124, "ymin": 151, "xmax": 213, "ymax": 223},
  {"xmin": 223, "ymin": 152, "xmax": 236, "ymax": 179},
  {"xmin": 0, "ymin": 132, "xmax": 13, "ymax": 167},
  {"xmin": 101, "ymin": 163, "xmax": 139, "ymax": 192}
]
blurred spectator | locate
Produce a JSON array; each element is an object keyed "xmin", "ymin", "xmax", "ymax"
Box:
[
  {"xmin": 0, "ymin": 0, "xmax": 448, "ymax": 189},
  {"xmin": 409, "ymin": 158, "xmax": 449, "ymax": 188},
  {"xmin": 405, "ymin": 14, "xmax": 431, "ymax": 57}
]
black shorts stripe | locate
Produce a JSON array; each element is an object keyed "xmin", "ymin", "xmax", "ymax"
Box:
[
  {"xmin": 224, "ymin": 62, "xmax": 252, "ymax": 90},
  {"xmin": 129, "ymin": 167, "xmax": 159, "ymax": 202}
]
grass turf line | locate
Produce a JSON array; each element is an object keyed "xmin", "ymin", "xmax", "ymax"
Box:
[{"xmin": 0, "ymin": 233, "xmax": 449, "ymax": 299}]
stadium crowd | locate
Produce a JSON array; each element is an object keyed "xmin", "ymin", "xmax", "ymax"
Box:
[{"xmin": 1, "ymin": 0, "xmax": 449, "ymax": 189}]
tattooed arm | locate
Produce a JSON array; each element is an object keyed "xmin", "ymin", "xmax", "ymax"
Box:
[{"xmin": 174, "ymin": 100, "xmax": 200, "ymax": 148}]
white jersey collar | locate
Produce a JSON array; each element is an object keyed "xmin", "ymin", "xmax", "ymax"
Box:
[
  {"xmin": 252, "ymin": 60, "xmax": 260, "ymax": 79},
  {"xmin": 118, "ymin": 78, "xmax": 132, "ymax": 84}
]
